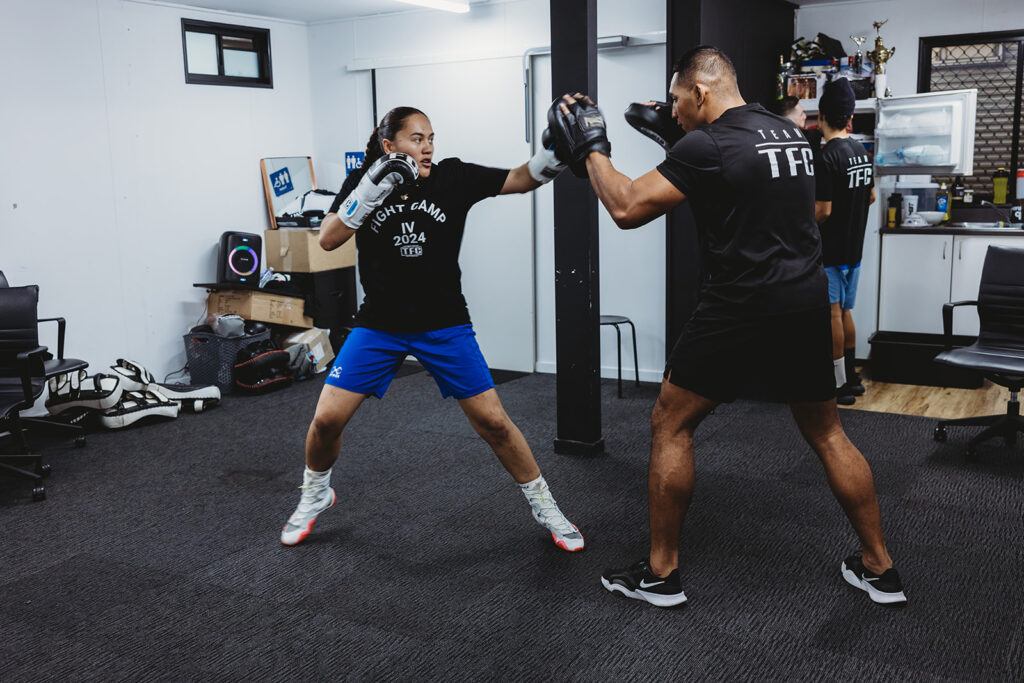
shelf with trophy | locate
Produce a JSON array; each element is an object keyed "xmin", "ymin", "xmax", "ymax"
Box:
[{"xmin": 781, "ymin": 20, "xmax": 895, "ymax": 115}]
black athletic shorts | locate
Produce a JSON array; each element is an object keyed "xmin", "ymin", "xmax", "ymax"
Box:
[{"xmin": 665, "ymin": 305, "xmax": 836, "ymax": 404}]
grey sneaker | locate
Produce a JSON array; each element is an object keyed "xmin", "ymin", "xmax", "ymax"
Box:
[{"xmin": 281, "ymin": 485, "xmax": 336, "ymax": 546}]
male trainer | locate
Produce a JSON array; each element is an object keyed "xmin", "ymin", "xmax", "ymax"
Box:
[
  {"xmin": 814, "ymin": 78, "xmax": 876, "ymax": 404},
  {"xmin": 546, "ymin": 46, "xmax": 906, "ymax": 608}
]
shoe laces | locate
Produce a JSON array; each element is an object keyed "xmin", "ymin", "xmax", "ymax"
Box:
[
  {"xmin": 295, "ymin": 483, "xmax": 327, "ymax": 514},
  {"xmin": 530, "ymin": 493, "xmax": 575, "ymax": 535}
]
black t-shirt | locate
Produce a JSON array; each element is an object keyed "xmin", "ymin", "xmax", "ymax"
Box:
[
  {"xmin": 656, "ymin": 103, "xmax": 827, "ymax": 316},
  {"xmin": 815, "ymin": 137, "xmax": 874, "ymax": 266},
  {"xmin": 328, "ymin": 157, "xmax": 508, "ymax": 333}
]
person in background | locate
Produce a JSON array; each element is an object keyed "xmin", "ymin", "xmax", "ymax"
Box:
[
  {"xmin": 772, "ymin": 95, "xmax": 823, "ymax": 149},
  {"xmin": 772, "ymin": 96, "xmax": 806, "ymax": 129},
  {"xmin": 814, "ymin": 79, "xmax": 876, "ymax": 405}
]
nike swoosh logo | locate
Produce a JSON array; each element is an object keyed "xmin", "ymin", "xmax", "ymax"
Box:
[
  {"xmin": 864, "ymin": 577, "xmax": 881, "ymax": 582},
  {"xmin": 639, "ymin": 579, "xmax": 665, "ymax": 588}
]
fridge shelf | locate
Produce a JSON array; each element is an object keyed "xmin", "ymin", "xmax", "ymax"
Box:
[{"xmin": 875, "ymin": 164, "xmax": 956, "ymax": 175}]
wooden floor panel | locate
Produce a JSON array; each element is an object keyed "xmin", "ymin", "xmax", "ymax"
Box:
[{"xmin": 840, "ymin": 370, "xmax": 1010, "ymax": 420}]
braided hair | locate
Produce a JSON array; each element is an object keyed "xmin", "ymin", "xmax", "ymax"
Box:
[{"xmin": 364, "ymin": 106, "xmax": 427, "ymax": 166}]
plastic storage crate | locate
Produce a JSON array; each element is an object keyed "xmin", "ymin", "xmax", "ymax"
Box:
[{"xmin": 183, "ymin": 329, "xmax": 270, "ymax": 394}]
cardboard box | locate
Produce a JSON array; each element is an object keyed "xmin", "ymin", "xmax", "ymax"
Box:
[
  {"xmin": 207, "ymin": 289, "xmax": 313, "ymax": 328},
  {"xmin": 285, "ymin": 327, "xmax": 336, "ymax": 374},
  {"xmin": 264, "ymin": 229, "xmax": 355, "ymax": 273}
]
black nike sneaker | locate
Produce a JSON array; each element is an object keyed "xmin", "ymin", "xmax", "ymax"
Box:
[
  {"xmin": 841, "ymin": 552, "xmax": 907, "ymax": 605},
  {"xmin": 836, "ymin": 384, "xmax": 857, "ymax": 406},
  {"xmin": 601, "ymin": 559, "xmax": 687, "ymax": 607}
]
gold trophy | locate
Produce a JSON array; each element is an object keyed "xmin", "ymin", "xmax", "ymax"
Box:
[{"xmin": 867, "ymin": 19, "xmax": 895, "ymax": 97}]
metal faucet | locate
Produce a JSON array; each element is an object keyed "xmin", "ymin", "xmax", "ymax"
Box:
[{"xmin": 979, "ymin": 200, "xmax": 1014, "ymax": 225}]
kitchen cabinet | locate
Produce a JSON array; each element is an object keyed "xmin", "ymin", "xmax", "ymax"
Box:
[
  {"xmin": 948, "ymin": 235, "xmax": 1024, "ymax": 336},
  {"xmin": 879, "ymin": 233, "xmax": 952, "ymax": 334},
  {"xmin": 879, "ymin": 232, "xmax": 1024, "ymax": 336}
]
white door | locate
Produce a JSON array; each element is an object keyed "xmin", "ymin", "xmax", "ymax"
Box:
[
  {"xmin": 878, "ymin": 233, "xmax": 953, "ymax": 334},
  {"xmin": 531, "ymin": 44, "xmax": 668, "ymax": 382},
  {"xmin": 875, "ymin": 89, "xmax": 977, "ymax": 175},
  {"xmin": 950, "ymin": 236, "xmax": 1024, "ymax": 336},
  {"xmin": 375, "ymin": 58, "xmax": 534, "ymax": 372}
]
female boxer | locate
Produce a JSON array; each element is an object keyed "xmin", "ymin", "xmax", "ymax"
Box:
[{"xmin": 280, "ymin": 106, "xmax": 584, "ymax": 553}]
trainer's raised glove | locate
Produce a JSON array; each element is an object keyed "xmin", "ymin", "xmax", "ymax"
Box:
[
  {"xmin": 338, "ymin": 152, "xmax": 418, "ymax": 229},
  {"xmin": 527, "ymin": 131, "xmax": 567, "ymax": 184},
  {"xmin": 546, "ymin": 94, "xmax": 611, "ymax": 178},
  {"xmin": 624, "ymin": 101, "xmax": 684, "ymax": 151}
]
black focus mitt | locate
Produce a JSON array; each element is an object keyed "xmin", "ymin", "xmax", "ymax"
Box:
[
  {"xmin": 624, "ymin": 101, "xmax": 684, "ymax": 151},
  {"xmin": 546, "ymin": 94, "xmax": 611, "ymax": 178}
]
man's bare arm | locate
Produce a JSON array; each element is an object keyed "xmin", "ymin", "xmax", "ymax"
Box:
[{"xmin": 584, "ymin": 153, "xmax": 687, "ymax": 229}]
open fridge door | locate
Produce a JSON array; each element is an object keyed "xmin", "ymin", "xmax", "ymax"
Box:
[{"xmin": 874, "ymin": 89, "xmax": 977, "ymax": 175}]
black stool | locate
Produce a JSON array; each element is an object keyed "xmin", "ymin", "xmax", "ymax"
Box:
[{"xmin": 599, "ymin": 315, "xmax": 639, "ymax": 398}]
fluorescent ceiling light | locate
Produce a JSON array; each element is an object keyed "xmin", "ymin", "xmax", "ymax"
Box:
[{"xmin": 396, "ymin": 0, "xmax": 470, "ymax": 13}]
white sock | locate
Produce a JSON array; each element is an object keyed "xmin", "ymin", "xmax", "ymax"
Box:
[
  {"xmin": 303, "ymin": 466, "xmax": 331, "ymax": 491},
  {"xmin": 833, "ymin": 358, "xmax": 847, "ymax": 389},
  {"xmin": 519, "ymin": 474, "xmax": 547, "ymax": 497}
]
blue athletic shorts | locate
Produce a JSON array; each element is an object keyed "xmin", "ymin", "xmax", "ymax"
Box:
[
  {"xmin": 324, "ymin": 324, "xmax": 494, "ymax": 399},
  {"xmin": 825, "ymin": 263, "xmax": 860, "ymax": 309}
]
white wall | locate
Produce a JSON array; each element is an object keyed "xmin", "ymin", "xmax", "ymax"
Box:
[
  {"xmin": 2, "ymin": 0, "xmax": 670, "ymax": 385},
  {"xmin": 1, "ymin": 0, "xmax": 314, "ymax": 382},
  {"xmin": 307, "ymin": 0, "xmax": 668, "ymax": 379}
]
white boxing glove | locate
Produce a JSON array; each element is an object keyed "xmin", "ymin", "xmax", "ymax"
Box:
[
  {"xmin": 527, "ymin": 131, "xmax": 567, "ymax": 184},
  {"xmin": 339, "ymin": 152, "xmax": 419, "ymax": 229}
]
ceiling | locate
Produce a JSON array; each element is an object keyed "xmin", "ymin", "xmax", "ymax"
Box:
[
  {"xmin": 166, "ymin": 0, "xmax": 858, "ymax": 25},
  {"xmin": 168, "ymin": 0, "xmax": 492, "ymax": 24}
]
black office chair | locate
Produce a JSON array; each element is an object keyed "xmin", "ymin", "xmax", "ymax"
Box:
[
  {"xmin": 933, "ymin": 246, "xmax": 1024, "ymax": 457},
  {"xmin": 1, "ymin": 280, "xmax": 89, "ymax": 500}
]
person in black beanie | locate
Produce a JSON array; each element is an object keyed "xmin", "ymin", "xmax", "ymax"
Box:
[{"xmin": 813, "ymin": 78, "xmax": 876, "ymax": 403}]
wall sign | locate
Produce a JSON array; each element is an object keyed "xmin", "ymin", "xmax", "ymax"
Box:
[{"xmin": 345, "ymin": 152, "xmax": 365, "ymax": 176}]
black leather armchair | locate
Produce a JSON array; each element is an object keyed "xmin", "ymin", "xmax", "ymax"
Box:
[
  {"xmin": 933, "ymin": 246, "xmax": 1024, "ymax": 457},
  {"xmin": 0, "ymin": 277, "xmax": 89, "ymax": 500}
]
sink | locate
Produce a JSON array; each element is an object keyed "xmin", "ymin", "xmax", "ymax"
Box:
[{"xmin": 945, "ymin": 222, "xmax": 1024, "ymax": 230}]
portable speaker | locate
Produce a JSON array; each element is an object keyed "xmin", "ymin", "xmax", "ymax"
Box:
[{"xmin": 217, "ymin": 231, "xmax": 262, "ymax": 285}]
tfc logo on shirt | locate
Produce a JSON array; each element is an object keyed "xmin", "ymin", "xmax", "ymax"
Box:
[
  {"xmin": 847, "ymin": 154, "xmax": 873, "ymax": 189},
  {"xmin": 755, "ymin": 127, "xmax": 814, "ymax": 180}
]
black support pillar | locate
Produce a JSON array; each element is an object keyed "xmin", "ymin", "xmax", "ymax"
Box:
[
  {"xmin": 665, "ymin": 0, "xmax": 704, "ymax": 352},
  {"xmin": 550, "ymin": 0, "xmax": 604, "ymax": 456}
]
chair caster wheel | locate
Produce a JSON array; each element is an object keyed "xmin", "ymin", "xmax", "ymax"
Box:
[
  {"xmin": 934, "ymin": 426, "xmax": 947, "ymax": 442},
  {"xmin": 40, "ymin": 464, "xmax": 52, "ymax": 478},
  {"xmin": 75, "ymin": 435, "xmax": 87, "ymax": 448},
  {"xmin": 32, "ymin": 486, "xmax": 46, "ymax": 502}
]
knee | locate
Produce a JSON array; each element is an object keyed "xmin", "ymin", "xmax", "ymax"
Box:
[
  {"xmin": 475, "ymin": 413, "xmax": 513, "ymax": 445},
  {"xmin": 310, "ymin": 412, "xmax": 346, "ymax": 443},
  {"xmin": 804, "ymin": 422, "xmax": 849, "ymax": 454},
  {"xmin": 651, "ymin": 396, "xmax": 697, "ymax": 440}
]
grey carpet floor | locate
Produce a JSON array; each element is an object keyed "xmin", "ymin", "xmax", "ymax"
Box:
[{"xmin": 2, "ymin": 370, "xmax": 1023, "ymax": 681}]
